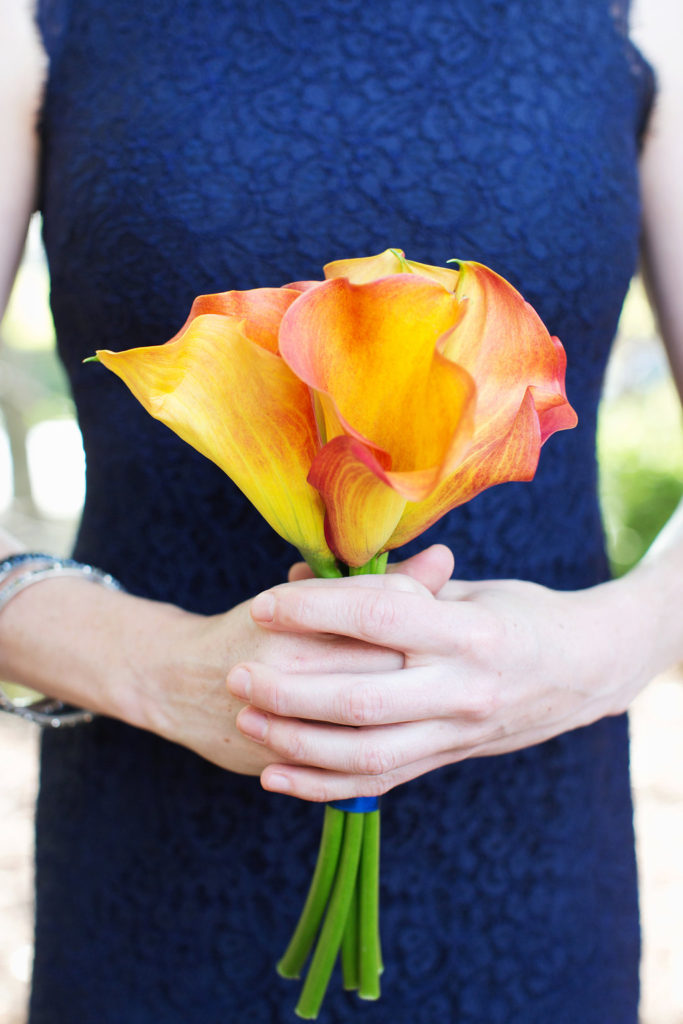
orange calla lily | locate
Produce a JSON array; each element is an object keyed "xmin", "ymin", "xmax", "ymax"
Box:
[
  {"xmin": 96, "ymin": 288, "xmax": 340, "ymax": 577},
  {"xmin": 384, "ymin": 259, "xmax": 578, "ymax": 548},
  {"xmin": 279, "ymin": 274, "xmax": 476, "ymax": 565},
  {"xmin": 279, "ymin": 253, "xmax": 577, "ymax": 565},
  {"xmin": 324, "ymin": 247, "xmax": 460, "ymax": 291}
]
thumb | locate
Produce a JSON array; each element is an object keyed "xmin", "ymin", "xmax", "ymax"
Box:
[
  {"xmin": 288, "ymin": 560, "xmax": 316, "ymax": 582},
  {"xmin": 288, "ymin": 543, "xmax": 455, "ymax": 592},
  {"xmin": 388, "ymin": 544, "xmax": 454, "ymax": 595}
]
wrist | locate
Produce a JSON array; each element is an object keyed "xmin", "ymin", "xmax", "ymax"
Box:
[
  {"xmin": 626, "ymin": 532, "xmax": 683, "ymax": 668},
  {"xmin": 0, "ymin": 571, "xmax": 187, "ymax": 730},
  {"xmin": 112, "ymin": 596, "xmax": 207, "ymax": 737},
  {"xmin": 584, "ymin": 564, "xmax": 679, "ymax": 714}
]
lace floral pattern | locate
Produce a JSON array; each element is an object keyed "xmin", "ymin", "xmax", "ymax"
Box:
[{"xmin": 31, "ymin": 1, "xmax": 652, "ymax": 1020}]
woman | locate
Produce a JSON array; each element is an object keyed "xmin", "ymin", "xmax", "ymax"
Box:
[{"xmin": 1, "ymin": 0, "xmax": 681, "ymax": 1021}]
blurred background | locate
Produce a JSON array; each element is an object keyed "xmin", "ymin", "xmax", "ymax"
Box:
[{"xmin": 1, "ymin": 219, "xmax": 682, "ymax": 1023}]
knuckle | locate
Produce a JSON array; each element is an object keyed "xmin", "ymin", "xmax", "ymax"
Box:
[
  {"xmin": 259, "ymin": 676, "xmax": 284, "ymax": 715},
  {"xmin": 354, "ymin": 740, "xmax": 395, "ymax": 776},
  {"xmin": 360, "ymin": 592, "xmax": 397, "ymax": 636},
  {"xmin": 367, "ymin": 774, "xmax": 394, "ymax": 797},
  {"xmin": 473, "ymin": 606, "xmax": 499, "ymax": 647},
  {"xmin": 384, "ymin": 573, "xmax": 423, "ymax": 595},
  {"xmin": 307, "ymin": 779, "xmax": 334, "ymax": 803},
  {"xmin": 467, "ymin": 609, "xmax": 502, "ymax": 652},
  {"xmin": 340, "ymin": 681, "xmax": 386, "ymax": 725},
  {"xmin": 461, "ymin": 681, "xmax": 500, "ymax": 722},
  {"xmin": 280, "ymin": 728, "xmax": 307, "ymax": 762},
  {"xmin": 293, "ymin": 591, "xmax": 321, "ymax": 626},
  {"xmin": 290, "ymin": 776, "xmax": 332, "ymax": 803}
]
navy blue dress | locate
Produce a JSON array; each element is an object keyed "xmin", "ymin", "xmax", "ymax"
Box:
[{"xmin": 32, "ymin": 1, "xmax": 654, "ymax": 1021}]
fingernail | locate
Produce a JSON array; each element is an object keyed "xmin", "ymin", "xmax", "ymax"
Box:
[
  {"xmin": 227, "ymin": 666, "xmax": 252, "ymax": 701},
  {"xmin": 263, "ymin": 771, "xmax": 291, "ymax": 794},
  {"xmin": 237, "ymin": 708, "xmax": 268, "ymax": 741},
  {"xmin": 252, "ymin": 592, "xmax": 275, "ymax": 622}
]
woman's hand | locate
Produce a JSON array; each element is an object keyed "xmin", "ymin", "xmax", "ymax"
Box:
[
  {"xmin": 139, "ymin": 593, "xmax": 405, "ymax": 776},
  {"xmin": 0, "ymin": 544, "xmax": 454, "ymax": 779},
  {"xmin": 226, "ymin": 567, "xmax": 663, "ymax": 801},
  {"xmin": 122, "ymin": 545, "xmax": 454, "ymax": 774}
]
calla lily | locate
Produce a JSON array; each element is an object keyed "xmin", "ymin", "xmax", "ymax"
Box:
[
  {"xmin": 96, "ymin": 288, "xmax": 339, "ymax": 577},
  {"xmin": 324, "ymin": 247, "xmax": 460, "ymax": 290},
  {"xmin": 279, "ymin": 253, "xmax": 577, "ymax": 565},
  {"xmin": 279, "ymin": 274, "xmax": 476, "ymax": 565},
  {"xmin": 386, "ymin": 259, "xmax": 578, "ymax": 548}
]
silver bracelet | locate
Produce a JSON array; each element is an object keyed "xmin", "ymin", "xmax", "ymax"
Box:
[
  {"xmin": 0, "ymin": 555, "xmax": 124, "ymax": 728},
  {"xmin": 0, "ymin": 552, "xmax": 57, "ymax": 586}
]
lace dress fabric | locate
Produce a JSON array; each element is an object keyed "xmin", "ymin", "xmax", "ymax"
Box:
[{"xmin": 32, "ymin": 1, "xmax": 654, "ymax": 1021}]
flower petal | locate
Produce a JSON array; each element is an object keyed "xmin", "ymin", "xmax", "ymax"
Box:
[
  {"xmin": 441, "ymin": 262, "xmax": 577, "ymax": 441},
  {"xmin": 279, "ymin": 275, "xmax": 475, "ymax": 483},
  {"xmin": 386, "ymin": 387, "xmax": 544, "ymax": 549},
  {"xmin": 308, "ymin": 436, "xmax": 407, "ymax": 566},
  {"xmin": 97, "ymin": 314, "xmax": 335, "ymax": 572},
  {"xmin": 168, "ymin": 287, "xmax": 302, "ymax": 353},
  {"xmin": 324, "ymin": 249, "xmax": 460, "ymax": 291},
  {"xmin": 282, "ymin": 280, "xmax": 324, "ymax": 293},
  {"xmin": 529, "ymin": 336, "xmax": 579, "ymax": 442},
  {"xmin": 383, "ymin": 265, "xmax": 577, "ymax": 549}
]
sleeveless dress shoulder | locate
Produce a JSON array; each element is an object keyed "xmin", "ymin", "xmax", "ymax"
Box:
[{"xmin": 31, "ymin": 1, "xmax": 654, "ymax": 1021}]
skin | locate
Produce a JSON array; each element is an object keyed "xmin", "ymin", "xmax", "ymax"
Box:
[{"xmin": 1, "ymin": 0, "xmax": 682, "ymax": 802}]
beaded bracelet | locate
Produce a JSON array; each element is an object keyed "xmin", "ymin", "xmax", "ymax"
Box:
[
  {"xmin": 0, "ymin": 552, "xmax": 57, "ymax": 586},
  {"xmin": 0, "ymin": 553, "xmax": 124, "ymax": 728}
]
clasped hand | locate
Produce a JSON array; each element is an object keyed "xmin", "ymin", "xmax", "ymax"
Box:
[{"xmin": 227, "ymin": 545, "xmax": 644, "ymax": 802}]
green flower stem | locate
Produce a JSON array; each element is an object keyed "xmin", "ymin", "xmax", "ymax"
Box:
[
  {"xmin": 349, "ymin": 551, "xmax": 389, "ymax": 576},
  {"xmin": 277, "ymin": 806, "xmax": 345, "ymax": 979},
  {"xmin": 348, "ymin": 552, "xmax": 385, "ymax": 999},
  {"xmin": 305, "ymin": 553, "xmax": 344, "ymax": 578},
  {"xmin": 358, "ymin": 809, "xmax": 381, "ymax": 1000},
  {"xmin": 295, "ymin": 812, "xmax": 364, "ymax": 1020},
  {"xmin": 340, "ymin": 876, "xmax": 359, "ymax": 991}
]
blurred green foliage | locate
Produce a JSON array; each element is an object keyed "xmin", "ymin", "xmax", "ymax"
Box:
[{"xmin": 599, "ymin": 378, "xmax": 683, "ymax": 576}]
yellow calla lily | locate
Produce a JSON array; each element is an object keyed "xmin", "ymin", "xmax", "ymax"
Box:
[{"xmin": 96, "ymin": 288, "xmax": 339, "ymax": 577}]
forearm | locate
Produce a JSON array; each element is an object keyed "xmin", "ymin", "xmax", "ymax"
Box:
[
  {"xmin": 0, "ymin": 0, "xmax": 45, "ymax": 317},
  {"xmin": 0, "ymin": 563, "xmax": 188, "ymax": 730},
  {"xmin": 620, "ymin": 499, "xmax": 683, "ymax": 676},
  {"xmin": 0, "ymin": 556, "xmax": 277, "ymax": 779},
  {"xmin": 0, "ymin": 534, "xmax": 407, "ymax": 783}
]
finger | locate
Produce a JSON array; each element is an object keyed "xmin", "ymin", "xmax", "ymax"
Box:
[
  {"xmin": 251, "ymin": 581, "xmax": 481, "ymax": 654},
  {"xmin": 256, "ymin": 633, "xmax": 405, "ymax": 674},
  {"xmin": 259, "ymin": 750, "xmax": 455, "ymax": 802},
  {"xmin": 387, "ymin": 544, "xmax": 454, "ymax": 595},
  {"xmin": 228, "ymin": 662, "xmax": 473, "ymax": 726},
  {"xmin": 235, "ymin": 706, "xmax": 457, "ymax": 776},
  {"xmin": 273, "ymin": 572, "xmax": 431, "ymax": 595},
  {"xmin": 288, "ymin": 561, "xmax": 314, "ymax": 582}
]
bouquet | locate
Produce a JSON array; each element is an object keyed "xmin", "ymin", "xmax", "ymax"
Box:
[{"xmin": 94, "ymin": 248, "xmax": 577, "ymax": 1017}]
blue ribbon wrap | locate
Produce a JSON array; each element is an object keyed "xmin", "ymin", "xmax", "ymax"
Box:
[{"xmin": 329, "ymin": 796, "xmax": 379, "ymax": 813}]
